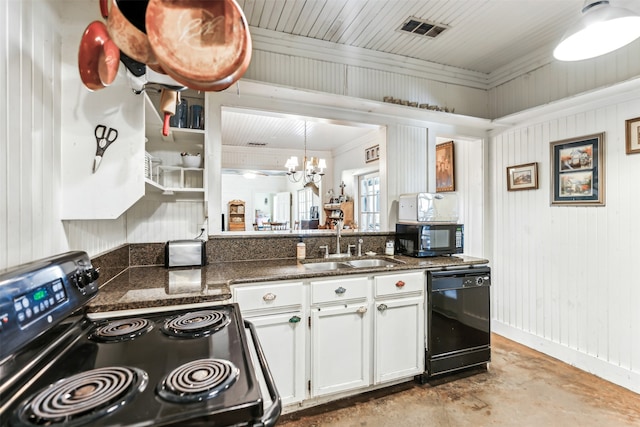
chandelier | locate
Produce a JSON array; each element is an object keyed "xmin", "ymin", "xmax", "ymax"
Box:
[{"xmin": 284, "ymin": 121, "xmax": 326, "ymax": 184}]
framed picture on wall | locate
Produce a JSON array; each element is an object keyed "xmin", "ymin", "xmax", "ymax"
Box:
[
  {"xmin": 436, "ymin": 141, "xmax": 455, "ymax": 192},
  {"xmin": 365, "ymin": 145, "xmax": 380, "ymax": 163},
  {"xmin": 550, "ymin": 132, "xmax": 605, "ymax": 206},
  {"xmin": 506, "ymin": 162, "xmax": 538, "ymax": 191},
  {"xmin": 625, "ymin": 116, "xmax": 640, "ymax": 154}
]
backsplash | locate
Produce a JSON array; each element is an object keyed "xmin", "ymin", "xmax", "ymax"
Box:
[
  {"xmin": 206, "ymin": 233, "xmax": 392, "ymax": 263},
  {"xmin": 92, "ymin": 232, "xmax": 394, "ymax": 274}
]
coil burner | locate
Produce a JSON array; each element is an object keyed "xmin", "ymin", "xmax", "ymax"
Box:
[
  {"xmin": 157, "ymin": 358, "xmax": 239, "ymax": 403},
  {"xmin": 90, "ymin": 318, "xmax": 154, "ymax": 343},
  {"xmin": 14, "ymin": 366, "xmax": 148, "ymax": 427},
  {"xmin": 161, "ymin": 309, "xmax": 230, "ymax": 338}
]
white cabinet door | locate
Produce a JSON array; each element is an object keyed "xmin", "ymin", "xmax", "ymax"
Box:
[
  {"xmin": 61, "ymin": 66, "xmax": 145, "ymax": 219},
  {"xmin": 246, "ymin": 311, "xmax": 306, "ymax": 405},
  {"xmin": 374, "ymin": 295, "xmax": 425, "ymax": 384},
  {"xmin": 311, "ymin": 303, "xmax": 371, "ymax": 397}
]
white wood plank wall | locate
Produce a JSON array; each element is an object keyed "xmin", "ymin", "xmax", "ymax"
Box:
[
  {"xmin": 385, "ymin": 124, "xmax": 428, "ymax": 208},
  {"xmin": 440, "ymin": 137, "xmax": 486, "ymax": 258},
  {"xmin": 126, "ymin": 198, "xmax": 206, "ymax": 243},
  {"xmin": 488, "ymin": 38, "xmax": 640, "ymax": 118},
  {"xmin": 245, "ymin": 49, "xmax": 489, "ymax": 119},
  {"xmin": 1, "ymin": 1, "xmax": 66, "ymax": 269},
  {"xmin": 490, "ymin": 90, "xmax": 640, "ymax": 393}
]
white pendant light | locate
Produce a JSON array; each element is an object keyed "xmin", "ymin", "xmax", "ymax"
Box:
[{"xmin": 554, "ymin": 0, "xmax": 640, "ymax": 61}]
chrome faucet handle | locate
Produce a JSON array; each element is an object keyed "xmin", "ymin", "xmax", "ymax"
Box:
[
  {"xmin": 347, "ymin": 244, "xmax": 356, "ymax": 256},
  {"xmin": 319, "ymin": 245, "xmax": 329, "ymax": 258}
]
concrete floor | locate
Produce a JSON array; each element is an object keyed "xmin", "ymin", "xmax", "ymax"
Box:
[{"xmin": 277, "ymin": 334, "xmax": 640, "ymax": 426}]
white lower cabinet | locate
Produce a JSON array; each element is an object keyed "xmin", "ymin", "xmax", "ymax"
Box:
[
  {"xmin": 309, "ymin": 276, "xmax": 371, "ymax": 397},
  {"xmin": 374, "ymin": 271, "xmax": 425, "ymax": 384},
  {"xmin": 245, "ymin": 311, "xmax": 306, "ymax": 405},
  {"xmin": 233, "ymin": 270, "xmax": 426, "ymax": 409},
  {"xmin": 233, "ymin": 281, "xmax": 306, "ymax": 406},
  {"xmin": 311, "ymin": 302, "xmax": 371, "ymax": 397},
  {"xmin": 374, "ymin": 295, "xmax": 424, "ymax": 383}
]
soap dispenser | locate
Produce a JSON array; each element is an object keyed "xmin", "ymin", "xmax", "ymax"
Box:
[{"xmin": 296, "ymin": 239, "xmax": 306, "ymax": 260}]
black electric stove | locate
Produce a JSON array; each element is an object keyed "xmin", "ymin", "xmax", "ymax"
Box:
[{"xmin": 0, "ymin": 251, "xmax": 281, "ymax": 427}]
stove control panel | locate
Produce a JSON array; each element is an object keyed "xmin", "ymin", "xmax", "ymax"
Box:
[
  {"xmin": 13, "ymin": 278, "xmax": 68, "ymax": 328},
  {"xmin": 0, "ymin": 251, "xmax": 99, "ymax": 361}
]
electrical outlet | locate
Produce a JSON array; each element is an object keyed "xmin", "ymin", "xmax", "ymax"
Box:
[{"xmin": 199, "ymin": 218, "xmax": 208, "ymax": 238}]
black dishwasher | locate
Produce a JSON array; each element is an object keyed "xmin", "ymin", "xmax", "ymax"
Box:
[{"xmin": 427, "ymin": 266, "xmax": 491, "ymax": 378}]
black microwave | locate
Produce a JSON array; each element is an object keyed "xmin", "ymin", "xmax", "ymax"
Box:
[{"xmin": 395, "ymin": 223, "xmax": 463, "ymax": 257}]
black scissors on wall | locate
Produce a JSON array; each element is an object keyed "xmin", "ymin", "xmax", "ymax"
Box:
[{"xmin": 93, "ymin": 124, "xmax": 118, "ymax": 173}]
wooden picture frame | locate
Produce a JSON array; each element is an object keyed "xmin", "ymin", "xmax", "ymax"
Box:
[
  {"xmin": 550, "ymin": 132, "xmax": 605, "ymax": 206},
  {"xmin": 625, "ymin": 116, "xmax": 640, "ymax": 154},
  {"xmin": 365, "ymin": 144, "xmax": 379, "ymax": 163},
  {"xmin": 507, "ymin": 162, "xmax": 538, "ymax": 191},
  {"xmin": 436, "ymin": 141, "xmax": 455, "ymax": 192}
]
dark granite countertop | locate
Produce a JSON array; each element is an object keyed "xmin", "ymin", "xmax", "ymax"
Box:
[{"xmin": 86, "ymin": 254, "xmax": 489, "ymax": 314}]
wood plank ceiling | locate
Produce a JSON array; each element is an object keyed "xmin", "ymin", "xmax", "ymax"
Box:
[
  {"xmin": 223, "ymin": 0, "xmax": 640, "ymax": 150},
  {"xmin": 235, "ymin": 0, "xmax": 597, "ymax": 74}
]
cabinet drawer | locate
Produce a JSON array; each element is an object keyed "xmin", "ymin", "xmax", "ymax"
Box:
[
  {"xmin": 374, "ymin": 271, "xmax": 424, "ymax": 297},
  {"xmin": 311, "ymin": 277, "xmax": 369, "ymax": 304},
  {"xmin": 234, "ymin": 282, "xmax": 304, "ymax": 311}
]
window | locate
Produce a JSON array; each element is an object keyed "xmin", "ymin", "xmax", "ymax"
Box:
[
  {"xmin": 359, "ymin": 172, "xmax": 380, "ymax": 231},
  {"xmin": 297, "ymin": 188, "xmax": 312, "ymax": 221}
]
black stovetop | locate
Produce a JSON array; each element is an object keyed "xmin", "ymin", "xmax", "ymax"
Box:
[{"xmin": 1, "ymin": 304, "xmax": 265, "ymax": 427}]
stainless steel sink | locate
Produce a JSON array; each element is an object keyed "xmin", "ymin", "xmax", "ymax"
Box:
[
  {"xmin": 346, "ymin": 259, "xmax": 399, "ymax": 268},
  {"xmin": 326, "ymin": 253, "xmax": 351, "ymax": 259},
  {"xmin": 303, "ymin": 258, "xmax": 401, "ymax": 271},
  {"xmin": 303, "ymin": 261, "xmax": 353, "ymax": 271}
]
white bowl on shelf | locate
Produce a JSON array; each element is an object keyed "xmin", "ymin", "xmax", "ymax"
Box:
[{"xmin": 181, "ymin": 154, "xmax": 202, "ymax": 168}]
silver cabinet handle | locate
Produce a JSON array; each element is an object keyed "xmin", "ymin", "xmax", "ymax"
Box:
[
  {"xmin": 356, "ymin": 306, "xmax": 368, "ymax": 314},
  {"xmin": 335, "ymin": 286, "xmax": 346, "ymax": 295},
  {"xmin": 263, "ymin": 293, "xmax": 276, "ymax": 301},
  {"xmin": 377, "ymin": 303, "xmax": 388, "ymax": 312}
]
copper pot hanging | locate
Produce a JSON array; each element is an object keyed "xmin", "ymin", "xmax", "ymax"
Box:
[
  {"xmin": 145, "ymin": 0, "xmax": 251, "ymax": 91},
  {"xmin": 106, "ymin": 0, "xmax": 159, "ymax": 67},
  {"xmin": 78, "ymin": 20, "xmax": 120, "ymax": 91}
]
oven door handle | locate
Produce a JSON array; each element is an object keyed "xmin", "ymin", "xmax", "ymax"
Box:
[{"xmin": 244, "ymin": 320, "xmax": 282, "ymax": 427}]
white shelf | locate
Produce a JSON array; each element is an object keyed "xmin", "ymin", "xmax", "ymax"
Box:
[
  {"xmin": 145, "ymin": 166, "xmax": 205, "ymax": 195},
  {"xmin": 145, "ymin": 178, "xmax": 205, "ymax": 194},
  {"xmin": 144, "ymin": 91, "xmax": 205, "ymax": 143},
  {"xmin": 143, "ymin": 90, "xmax": 206, "ymax": 198}
]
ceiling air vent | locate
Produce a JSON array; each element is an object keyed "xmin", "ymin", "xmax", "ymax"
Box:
[
  {"xmin": 246, "ymin": 142, "xmax": 268, "ymax": 147},
  {"xmin": 398, "ymin": 17, "xmax": 448, "ymax": 38}
]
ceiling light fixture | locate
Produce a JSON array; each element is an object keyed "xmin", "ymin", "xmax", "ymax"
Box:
[
  {"xmin": 554, "ymin": 0, "xmax": 640, "ymax": 61},
  {"xmin": 284, "ymin": 121, "xmax": 326, "ymax": 184}
]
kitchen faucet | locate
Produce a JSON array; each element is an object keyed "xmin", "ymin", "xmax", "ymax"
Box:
[
  {"xmin": 334, "ymin": 219, "xmax": 344, "ymax": 255},
  {"xmin": 357, "ymin": 238, "xmax": 363, "ymax": 256},
  {"xmin": 319, "ymin": 245, "xmax": 329, "ymax": 258}
]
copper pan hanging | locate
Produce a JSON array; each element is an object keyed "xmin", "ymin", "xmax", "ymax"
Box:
[
  {"xmin": 78, "ymin": 20, "xmax": 120, "ymax": 91},
  {"xmin": 106, "ymin": 0, "xmax": 159, "ymax": 68},
  {"xmin": 145, "ymin": 0, "xmax": 251, "ymax": 91}
]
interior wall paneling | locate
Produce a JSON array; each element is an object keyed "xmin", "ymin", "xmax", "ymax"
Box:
[
  {"xmin": 490, "ymin": 90, "xmax": 640, "ymax": 393},
  {"xmin": 126, "ymin": 199, "xmax": 206, "ymax": 243},
  {"xmin": 0, "ymin": 0, "xmax": 71, "ymax": 270},
  {"xmin": 245, "ymin": 50, "xmax": 347, "ymax": 96},
  {"xmin": 63, "ymin": 218, "xmax": 127, "ymax": 257},
  {"xmin": 245, "ymin": 49, "xmax": 489, "ymax": 119},
  {"xmin": 440, "ymin": 137, "xmax": 485, "ymax": 259},
  {"xmin": 385, "ymin": 124, "xmax": 428, "ymax": 228},
  {"xmin": 488, "ymin": 38, "xmax": 640, "ymax": 118}
]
